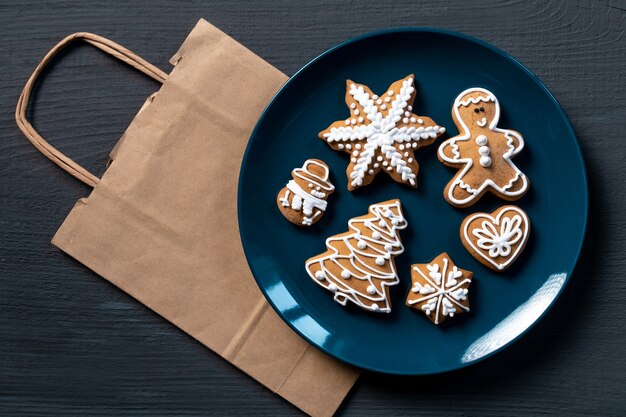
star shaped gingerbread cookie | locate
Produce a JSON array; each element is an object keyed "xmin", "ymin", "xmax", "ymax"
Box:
[{"xmin": 319, "ymin": 74, "xmax": 446, "ymax": 191}]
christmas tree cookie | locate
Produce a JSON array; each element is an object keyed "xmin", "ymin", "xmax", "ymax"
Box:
[
  {"xmin": 305, "ymin": 199, "xmax": 407, "ymax": 313},
  {"xmin": 406, "ymin": 253, "xmax": 473, "ymax": 325},
  {"xmin": 319, "ymin": 74, "xmax": 445, "ymax": 191}
]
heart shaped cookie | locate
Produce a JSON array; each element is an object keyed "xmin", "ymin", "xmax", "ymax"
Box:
[{"xmin": 460, "ymin": 205, "xmax": 530, "ymax": 271}]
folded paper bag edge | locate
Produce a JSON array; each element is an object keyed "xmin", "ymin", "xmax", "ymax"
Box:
[{"xmin": 51, "ymin": 18, "xmax": 359, "ymax": 417}]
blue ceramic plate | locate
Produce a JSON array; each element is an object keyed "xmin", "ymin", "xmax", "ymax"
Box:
[{"xmin": 238, "ymin": 29, "xmax": 587, "ymax": 375}]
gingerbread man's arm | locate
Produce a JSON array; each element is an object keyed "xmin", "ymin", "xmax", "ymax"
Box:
[
  {"xmin": 504, "ymin": 130, "xmax": 524, "ymax": 155},
  {"xmin": 438, "ymin": 138, "xmax": 464, "ymax": 164}
]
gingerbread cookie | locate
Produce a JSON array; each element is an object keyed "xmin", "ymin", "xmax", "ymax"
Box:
[
  {"xmin": 305, "ymin": 199, "xmax": 407, "ymax": 313},
  {"xmin": 438, "ymin": 88, "xmax": 529, "ymax": 207},
  {"xmin": 277, "ymin": 159, "xmax": 335, "ymax": 226},
  {"xmin": 461, "ymin": 205, "xmax": 530, "ymax": 271},
  {"xmin": 406, "ymin": 253, "xmax": 472, "ymax": 325},
  {"xmin": 319, "ymin": 74, "xmax": 445, "ymax": 191}
]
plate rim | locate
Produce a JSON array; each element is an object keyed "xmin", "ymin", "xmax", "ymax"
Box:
[{"xmin": 237, "ymin": 27, "xmax": 589, "ymax": 375}]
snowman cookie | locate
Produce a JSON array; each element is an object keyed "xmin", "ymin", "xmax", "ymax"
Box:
[
  {"xmin": 277, "ymin": 159, "xmax": 335, "ymax": 226},
  {"xmin": 438, "ymin": 88, "xmax": 529, "ymax": 208}
]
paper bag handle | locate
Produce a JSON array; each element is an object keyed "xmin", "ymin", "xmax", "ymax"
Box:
[{"xmin": 15, "ymin": 32, "xmax": 168, "ymax": 188}]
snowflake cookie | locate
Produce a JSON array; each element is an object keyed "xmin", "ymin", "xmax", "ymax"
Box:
[
  {"xmin": 277, "ymin": 159, "xmax": 335, "ymax": 226},
  {"xmin": 460, "ymin": 205, "xmax": 530, "ymax": 271},
  {"xmin": 319, "ymin": 74, "xmax": 445, "ymax": 191},
  {"xmin": 438, "ymin": 87, "xmax": 529, "ymax": 207},
  {"xmin": 406, "ymin": 253, "xmax": 473, "ymax": 325},
  {"xmin": 305, "ymin": 199, "xmax": 407, "ymax": 313}
]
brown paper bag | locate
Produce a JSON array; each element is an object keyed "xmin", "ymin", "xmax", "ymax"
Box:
[{"xmin": 16, "ymin": 19, "xmax": 359, "ymax": 417}]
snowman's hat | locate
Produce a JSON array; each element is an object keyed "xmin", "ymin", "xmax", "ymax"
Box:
[{"xmin": 293, "ymin": 159, "xmax": 335, "ymax": 191}]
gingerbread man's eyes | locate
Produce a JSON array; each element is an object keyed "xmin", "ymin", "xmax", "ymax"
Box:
[
  {"xmin": 474, "ymin": 108, "xmax": 480, "ymax": 113},
  {"xmin": 480, "ymin": 106, "xmax": 485, "ymax": 112}
]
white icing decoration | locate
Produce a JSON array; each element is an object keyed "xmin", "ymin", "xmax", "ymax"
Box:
[
  {"xmin": 315, "ymin": 270, "xmax": 325, "ymax": 280},
  {"xmin": 463, "ymin": 206, "xmax": 530, "ymax": 270},
  {"xmin": 408, "ymin": 257, "xmax": 471, "ymax": 324},
  {"xmin": 438, "ymin": 87, "xmax": 528, "ymax": 206},
  {"xmin": 321, "ymin": 76, "xmax": 445, "ymax": 188},
  {"xmin": 476, "ymin": 135, "xmax": 488, "ymax": 145},
  {"xmin": 341, "ymin": 270, "xmax": 351, "ymax": 279},
  {"xmin": 480, "ymin": 156, "xmax": 492, "ymax": 167},
  {"xmin": 280, "ymin": 160, "xmax": 334, "ymax": 225},
  {"xmin": 305, "ymin": 200, "xmax": 407, "ymax": 313}
]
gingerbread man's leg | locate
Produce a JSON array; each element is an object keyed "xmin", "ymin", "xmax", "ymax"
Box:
[
  {"xmin": 495, "ymin": 163, "xmax": 528, "ymax": 197},
  {"xmin": 445, "ymin": 170, "xmax": 480, "ymax": 206}
]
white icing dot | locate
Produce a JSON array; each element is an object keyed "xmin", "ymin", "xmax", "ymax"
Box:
[
  {"xmin": 382, "ymin": 161, "xmax": 388, "ymax": 166},
  {"xmin": 479, "ymin": 146, "xmax": 490, "ymax": 156},
  {"xmin": 378, "ymin": 220, "xmax": 386, "ymax": 227},
  {"xmin": 368, "ymin": 169, "xmax": 374, "ymax": 175},
  {"xmin": 384, "ymin": 243, "xmax": 393, "ymax": 251},
  {"xmin": 355, "ymin": 143, "xmax": 362, "ymax": 149},
  {"xmin": 408, "ymin": 105, "xmax": 413, "ymax": 111},
  {"xmin": 408, "ymin": 158, "xmax": 413, "ymax": 163},
  {"xmin": 351, "ymin": 118, "xmax": 357, "ymax": 125},
  {"xmin": 381, "ymin": 104, "xmax": 387, "ymax": 110},
  {"xmin": 357, "ymin": 240, "xmax": 367, "ymax": 249},
  {"xmin": 346, "ymin": 144, "xmax": 352, "ymax": 149},
  {"xmin": 351, "ymin": 157, "xmax": 357, "ymax": 163},
  {"xmin": 315, "ymin": 271, "xmax": 325, "ymax": 280},
  {"xmin": 377, "ymin": 156, "xmax": 383, "ymax": 162},
  {"xmin": 476, "ymin": 135, "xmax": 488, "ymax": 145},
  {"xmin": 371, "ymin": 303, "xmax": 380, "ymax": 311},
  {"xmin": 354, "ymin": 109, "xmax": 360, "ymax": 115},
  {"xmin": 375, "ymin": 257, "xmax": 385, "ymax": 266},
  {"xmin": 338, "ymin": 144, "xmax": 344, "ymax": 149},
  {"xmin": 391, "ymin": 219, "xmax": 399, "ymax": 226},
  {"xmin": 373, "ymin": 163, "xmax": 380, "ymax": 168},
  {"xmin": 404, "ymin": 152, "xmax": 409, "ymax": 157},
  {"xmin": 480, "ymin": 156, "xmax": 492, "ymax": 167},
  {"xmin": 352, "ymin": 150, "xmax": 359, "ymax": 156},
  {"xmin": 403, "ymin": 117, "xmax": 409, "ymax": 123},
  {"xmin": 308, "ymin": 183, "xmax": 313, "ymax": 188},
  {"xmin": 328, "ymin": 283, "xmax": 338, "ymax": 291},
  {"xmin": 372, "ymin": 231, "xmax": 381, "ymax": 240},
  {"xmin": 417, "ymin": 118, "xmax": 423, "ymax": 124},
  {"xmin": 384, "ymin": 210, "xmax": 392, "ymax": 217},
  {"xmin": 367, "ymin": 285, "xmax": 376, "ymax": 295},
  {"xmin": 357, "ymin": 117, "xmax": 364, "ymax": 123},
  {"xmin": 376, "ymin": 98, "xmax": 382, "ymax": 105},
  {"xmin": 398, "ymin": 144, "xmax": 404, "ymax": 150},
  {"xmin": 387, "ymin": 90, "xmax": 394, "ymax": 96},
  {"xmin": 404, "ymin": 111, "xmax": 410, "ymax": 117},
  {"xmin": 316, "ymin": 186, "xmax": 321, "ymax": 190},
  {"xmin": 387, "ymin": 166, "xmax": 393, "ymax": 171},
  {"xmin": 350, "ymin": 103, "xmax": 356, "ymax": 109},
  {"xmin": 344, "ymin": 119, "xmax": 350, "ymax": 125},
  {"xmin": 372, "ymin": 94, "xmax": 378, "ymax": 99},
  {"xmin": 412, "ymin": 142, "xmax": 418, "ymax": 148},
  {"xmin": 384, "ymin": 97, "xmax": 391, "ymax": 103},
  {"xmin": 341, "ymin": 270, "xmax": 351, "ymax": 279},
  {"xmin": 410, "ymin": 117, "xmax": 416, "ymax": 123}
]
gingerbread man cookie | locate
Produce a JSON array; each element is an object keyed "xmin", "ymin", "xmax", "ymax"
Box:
[
  {"xmin": 438, "ymin": 88, "xmax": 529, "ymax": 207},
  {"xmin": 319, "ymin": 74, "xmax": 445, "ymax": 191},
  {"xmin": 406, "ymin": 253, "xmax": 473, "ymax": 325},
  {"xmin": 277, "ymin": 159, "xmax": 335, "ymax": 226},
  {"xmin": 461, "ymin": 205, "xmax": 530, "ymax": 271},
  {"xmin": 305, "ymin": 199, "xmax": 407, "ymax": 313}
]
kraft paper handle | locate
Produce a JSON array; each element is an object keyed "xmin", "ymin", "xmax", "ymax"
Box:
[{"xmin": 15, "ymin": 32, "xmax": 169, "ymax": 188}]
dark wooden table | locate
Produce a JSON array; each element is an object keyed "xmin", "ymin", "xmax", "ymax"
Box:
[{"xmin": 2, "ymin": 1, "xmax": 625, "ymax": 415}]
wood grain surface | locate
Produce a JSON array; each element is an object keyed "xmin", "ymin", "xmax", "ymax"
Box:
[{"xmin": 1, "ymin": 1, "xmax": 625, "ymax": 415}]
